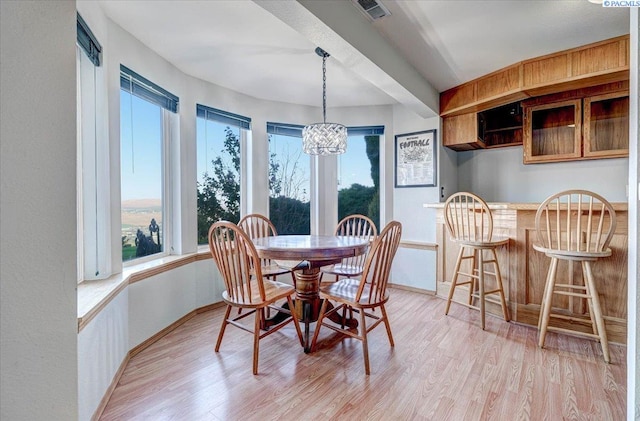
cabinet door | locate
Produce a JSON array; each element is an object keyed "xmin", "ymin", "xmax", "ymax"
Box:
[
  {"xmin": 583, "ymin": 92, "xmax": 629, "ymax": 159},
  {"xmin": 523, "ymin": 99, "xmax": 582, "ymax": 163},
  {"xmin": 442, "ymin": 113, "xmax": 485, "ymax": 151}
]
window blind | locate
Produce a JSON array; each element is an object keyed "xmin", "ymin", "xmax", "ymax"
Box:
[
  {"xmin": 197, "ymin": 104, "xmax": 251, "ymax": 129},
  {"xmin": 266, "ymin": 122, "xmax": 304, "ymax": 138},
  {"xmin": 77, "ymin": 13, "xmax": 101, "ymax": 66},
  {"xmin": 120, "ymin": 65, "xmax": 179, "ymax": 113},
  {"xmin": 347, "ymin": 126, "xmax": 385, "ymax": 136},
  {"xmin": 267, "ymin": 123, "xmax": 384, "ymax": 138}
]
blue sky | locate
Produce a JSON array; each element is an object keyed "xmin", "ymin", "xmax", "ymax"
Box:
[
  {"xmin": 121, "ymin": 93, "xmax": 375, "ymax": 203},
  {"xmin": 120, "ymin": 90, "xmax": 162, "ymax": 202}
]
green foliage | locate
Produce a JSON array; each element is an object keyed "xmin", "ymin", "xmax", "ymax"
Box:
[
  {"xmin": 197, "ymin": 127, "xmax": 241, "ymax": 244},
  {"xmin": 337, "ymin": 135, "xmax": 380, "ymax": 228},
  {"xmin": 197, "ymin": 131, "xmax": 381, "ymax": 242},
  {"xmin": 338, "ymin": 183, "xmax": 377, "ymax": 226},
  {"xmin": 365, "ymin": 135, "xmax": 380, "ymax": 189},
  {"xmin": 122, "ymin": 244, "xmax": 137, "ymax": 261},
  {"xmin": 269, "ymin": 196, "xmax": 310, "ymax": 234},
  {"xmin": 367, "ymin": 189, "xmax": 380, "ymax": 229}
]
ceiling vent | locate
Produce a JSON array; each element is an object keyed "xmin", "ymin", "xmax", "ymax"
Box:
[{"xmin": 354, "ymin": 0, "xmax": 391, "ymax": 21}]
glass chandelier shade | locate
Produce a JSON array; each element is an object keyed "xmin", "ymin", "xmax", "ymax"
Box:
[{"xmin": 302, "ymin": 48, "xmax": 347, "ymax": 155}]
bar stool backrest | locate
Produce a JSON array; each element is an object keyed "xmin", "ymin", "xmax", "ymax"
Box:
[
  {"xmin": 534, "ymin": 190, "xmax": 616, "ymax": 254},
  {"xmin": 444, "ymin": 192, "xmax": 494, "ymax": 243}
]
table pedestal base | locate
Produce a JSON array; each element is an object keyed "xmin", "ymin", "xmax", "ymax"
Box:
[{"xmin": 262, "ymin": 266, "xmax": 358, "ymax": 352}]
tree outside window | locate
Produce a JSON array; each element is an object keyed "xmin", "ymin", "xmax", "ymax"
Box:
[
  {"xmin": 197, "ymin": 123, "xmax": 241, "ymax": 244},
  {"xmin": 338, "ymin": 135, "xmax": 380, "ymax": 229}
]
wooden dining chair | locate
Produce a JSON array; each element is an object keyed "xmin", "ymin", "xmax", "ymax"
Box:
[
  {"xmin": 443, "ymin": 192, "xmax": 510, "ymax": 329},
  {"xmin": 534, "ymin": 190, "xmax": 616, "ymax": 363},
  {"xmin": 310, "ymin": 221, "xmax": 402, "ymax": 375},
  {"xmin": 208, "ymin": 221, "xmax": 303, "ymax": 375},
  {"xmin": 320, "ymin": 214, "xmax": 378, "ymax": 284},
  {"xmin": 238, "ymin": 214, "xmax": 296, "ymax": 284}
]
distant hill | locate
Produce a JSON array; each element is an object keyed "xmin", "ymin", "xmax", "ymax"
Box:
[{"xmin": 122, "ymin": 198, "xmax": 161, "ymax": 209}]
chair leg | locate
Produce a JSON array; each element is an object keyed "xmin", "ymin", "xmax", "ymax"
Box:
[
  {"xmin": 287, "ymin": 296, "xmax": 304, "ymax": 347},
  {"xmin": 580, "ymin": 263, "xmax": 599, "ymax": 337},
  {"xmin": 380, "ymin": 304, "xmax": 395, "ymax": 347},
  {"xmin": 290, "ymin": 271, "xmax": 297, "ymax": 288},
  {"xmin": 359, "ymin": 307, "xmax": 370, "ymax": 375},
  {"xmin": 253, "ymin": 306, "xmax": 262, "ymax": 375},
  {"xmin": 539, "ymin": 257, "xmax": 558, "ymax": 349},
  {"xmin": 491, "ymin": 248, "xmax": 510, "ymax": 322},
  {"xmin": 583, "ymin": 261, "xmax": 610, "ymax": 363},
  {"xmin": 310, "ymin": 299, "xmax": 329, "ymax": 352},
  {"xmin": 469, "ymin": 249, "xmax": 478, "ymax": 306},
  {"xmin": 445, "ymin": 246, "xmax": 465, "ymax": 315},
  {"xmin": 538, "ymin": 257, "xmax": 558, "ymax": 330},
  {"xmin": 215, "ymin": 305, "xmax": 232, "ymax": 352},
  {"xmin": 478, "ymin": 249, "xmax": 486, "ymax": 330}
]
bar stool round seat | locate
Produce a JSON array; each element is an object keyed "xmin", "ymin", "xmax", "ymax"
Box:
[{"xmin": 443, "ymin": 192, "xmax": 510, "ymax": 330}]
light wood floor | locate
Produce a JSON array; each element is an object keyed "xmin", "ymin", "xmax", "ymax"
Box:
[{"xmin": 99, "ymin": 289, "xmax": 626, "ymax": 420}]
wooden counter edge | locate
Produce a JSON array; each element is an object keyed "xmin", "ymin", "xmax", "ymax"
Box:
[{"xmin": 424, "ymin": 202, "xmax": 628, "ymax": 211}]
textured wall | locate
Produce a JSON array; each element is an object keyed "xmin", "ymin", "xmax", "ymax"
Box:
[{"xmin": 0, "ymin": 1, "xmax": 78, "ymax": 419}]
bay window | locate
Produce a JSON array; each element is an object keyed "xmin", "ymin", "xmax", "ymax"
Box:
[
  {"xmin": 267, "ymin": 123, "xmax": 311, "ymax": 234},
  {"xmin": 196, "ymin": 105, "xmax": 251, "ymax": 244},
  {"xmin": 120, "ymin": 65, "xmax": 178, "ymax": 262},
  {"xmin": 338, "ymin": 126, "xmax": 383, "ymax": 229}
]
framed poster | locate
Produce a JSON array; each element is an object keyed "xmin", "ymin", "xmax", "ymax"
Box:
[{"xmin": 394, "ymin": 129, "xmax": 437, "ymax": 187}]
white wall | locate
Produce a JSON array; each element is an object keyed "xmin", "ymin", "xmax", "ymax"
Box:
[
  {"xmin": 458, "ymin": 146, "xmax": 628, "ymax": 203},
  {"xmin": 389, "ymin": 105, "xmax": 445, "ymax": 291},
  {"xmin": 0, "ymin": 1, "xmax": 79, "ymax": 420},
  {"xmin": 78, "ymin": 291, "xmax": 128, "ymax": 421}
]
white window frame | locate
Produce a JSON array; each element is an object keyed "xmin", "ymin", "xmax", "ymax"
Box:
[
  {"xmin": 76, "ymin": 44, "xmax": 112, "ymax": 282},
  {"xmin": 119, "ymin": 66, "xmax": 178, "ymax": 266}
]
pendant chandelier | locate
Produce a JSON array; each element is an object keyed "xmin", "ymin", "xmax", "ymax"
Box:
[{"xmin": 302, "ymin": 47, "xmax": 347, "ymax": 155}]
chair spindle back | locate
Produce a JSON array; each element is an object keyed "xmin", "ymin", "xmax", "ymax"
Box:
[
  {"xmin": 534, "ymin": 190, "xmax": 616, "ymax": 253},
  {"xmin": 444, "ymin": 192, "xmax": 494, "ymax": 243},
  {"xmin": 356, "ymin": 221, "xmax": 402, "ymax": 305},
  {"xmin": 335, "ymin": 214, "xmax": 378, "ymax": 272},
  {"xmin": 208, "ymin": 221, "xmax": 265, "ymax": 304}
]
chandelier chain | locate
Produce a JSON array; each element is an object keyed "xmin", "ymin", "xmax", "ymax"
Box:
[{"xmin": 322, "ymin": 54, "xmax": 327, "ymax": 123}]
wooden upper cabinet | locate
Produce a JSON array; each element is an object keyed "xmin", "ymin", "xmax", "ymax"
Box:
[
  {"xmin": 522, "ymin": 36, "xmax": 629, "ymax": 96},
  {"xmin": 440, "ymin": 35, "xmax": 629, "ymax": 116},
  {"xmin": 523, "ymin": 99, "xmax": 582, "ymax": 164},
  {"xmin": 440, "ymin": 83, "xmax": 477, "ymax": 116},
  {"xmin": 523, "ymin": 84, "xmax": 629, "ymax": 164},
  {"xmin": 440, "ymin": 65, "xmax": 527, "ymax": 116},
  {"xmin": 442, "ymin": 113, "xmax": 485, "ymax": 151},
  {"xmin": 476, "ymin": 64, "xmax": 521, "ymax": 99},
  {"xmin": 583, "ymin": 92, "xmax": 629, "ymax": 159}
]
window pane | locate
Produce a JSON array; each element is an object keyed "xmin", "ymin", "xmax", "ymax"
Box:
[
  {"xmin": 120, "ymin": 90, "xmax": 163, "ymax": 261},
  {"xmin": 268, "ymin": 134, "xmax": 310, "ymax": 234},
  {"xmin": 338, "ymin": 135, "xmax": 380, "ymax": 229},
  {"xmin": 196, "ymin": 119, "xmax": 241, "ymax": 244}
]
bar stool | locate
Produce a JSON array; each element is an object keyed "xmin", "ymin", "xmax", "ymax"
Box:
[
  {"xmin": 534, "ymin": 190, "xmax": 616, "ymax": 363},
  {"xmin": 443, "ymin": 192, "xmax": 510, "ymax": 329}
]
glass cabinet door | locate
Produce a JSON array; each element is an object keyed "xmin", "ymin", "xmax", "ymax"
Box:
[
  {"xmin": 583, "ymin": 92, "xmax": 629, "ymax": 159},
  {"xmin": 523, "ymin": 99, "xmax": 582, "ymax": 164}
]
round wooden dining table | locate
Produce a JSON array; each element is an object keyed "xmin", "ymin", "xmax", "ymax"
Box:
[{"xmin": 251, "ymin": 235, "xmax": 369, "ymax": 352}]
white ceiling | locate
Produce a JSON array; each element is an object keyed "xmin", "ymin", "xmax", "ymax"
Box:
[{"xmin": 98, "ymin": 0, "xmax": 629, "ymax": 115}]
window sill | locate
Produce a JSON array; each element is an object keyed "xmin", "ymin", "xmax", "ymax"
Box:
[{"xmin": 77, "ymin": 250, "xmax": 212, "ymax": 332}]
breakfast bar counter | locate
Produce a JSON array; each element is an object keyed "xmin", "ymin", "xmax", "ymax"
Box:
[{"xmin": 424, "ymin": 202, "xmax": 628, "ymax": 343}]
